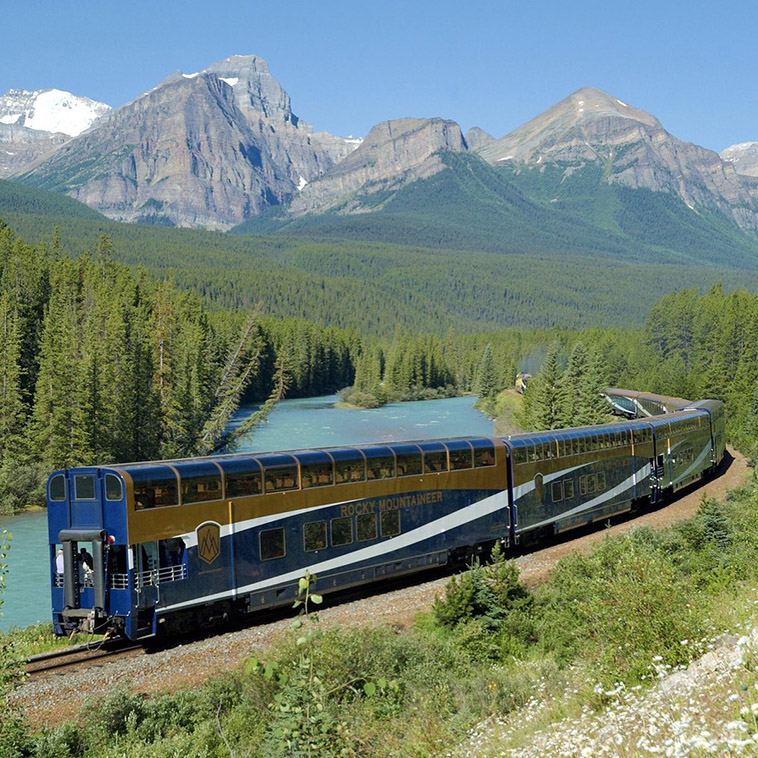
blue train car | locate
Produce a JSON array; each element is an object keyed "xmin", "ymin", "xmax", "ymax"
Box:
[
  {"xmin": 505, "ymin": 419, "xmax": 654, "ymax": 542},
  {"xmin": 48, "ymin": 437, "xmax": 507, "ymax": 638}
]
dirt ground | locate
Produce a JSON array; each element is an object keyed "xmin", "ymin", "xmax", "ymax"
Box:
[{"xmin": 13, "ymin": 448, "xmax": 750, "ymax": 727}]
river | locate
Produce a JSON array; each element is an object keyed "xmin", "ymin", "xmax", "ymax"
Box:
[{"xmin": 0, "ymin": 394, "xmax": 492, "ymax": 631}]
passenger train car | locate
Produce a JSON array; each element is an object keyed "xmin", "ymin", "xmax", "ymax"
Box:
[{"xmin": 47, "ymin": 390, "xmax": 726, "ymax": 640}]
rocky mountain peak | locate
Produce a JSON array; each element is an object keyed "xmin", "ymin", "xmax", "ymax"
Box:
[
  {"xmin": 721, "ymin": 142, "xmax": 758, "ymax": 178},
  {"xmin": 288, "ymin": 117, "xmax": 467, "ymax": 216},
  {"xmin": 559, "ymin": 87, "xmax": 660, "ymax": 128},
  {"xmin": 0, "ymin": 88, "xmax": 110, "ymax": 137},
  {"xmin": 203, "ymin": 55, "xmax": 300, "ymax": 126},
  {"xmin": 477, "ymin": 87, "xmax": 758, "ymax": 232},
  {"xmin": 477, "ymin": 86, "xmax": 662, "ymax": 165},
  {"xmin": 464, "ymin": 126, "xmax": 495, "ymax": 151}
]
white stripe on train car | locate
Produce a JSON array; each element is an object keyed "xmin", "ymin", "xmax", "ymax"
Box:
[
  {"xmin": 511, "ymin": 461, "xmax": 592, "ymax": 501},
  {"xmin": 160, "ymin": 489, "xmax": 510, "ymax": 613},
  {"xmin": 672, "ymin": 442, "xmax": 712, "ymax": 485},
  {"xmin": 517, "ymin": 463, "xmax": 652, "ymax": 533}
]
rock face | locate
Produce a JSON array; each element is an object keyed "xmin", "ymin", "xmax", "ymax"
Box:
[
  {"xmin": 478, "ymin": 87, "xmax": 758, "ymax": 231},
  {"xmin": 721, "ymin": 142, "xmax": 758, "ymax": 178},
  {"xmin": 289, "ymin": 117, "xmax": 468, "ymax": 215},
  {"xmin": 0, "ymin": 124, "xmax": 69, "ymax": 178},
  {"xmin": 464, "ymin": 126, "xmax": 495, "ymax": 151},
  {"xmin": 18, "ymin": 56, "xmax": 358, "ymax": 228}
]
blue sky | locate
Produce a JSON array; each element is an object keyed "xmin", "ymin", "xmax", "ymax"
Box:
[{"xmin": 3, "ymin": 0, "xmax": 757, "ymax": 151}]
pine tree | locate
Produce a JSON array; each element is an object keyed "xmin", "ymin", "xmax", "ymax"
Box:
[
  {"xmin": 474, "ymin": 344, "xmax": 497, "ymax": 401},
  {"xmin": 529, "ymin": 345, "xmax": 568, "ymax": 431}
]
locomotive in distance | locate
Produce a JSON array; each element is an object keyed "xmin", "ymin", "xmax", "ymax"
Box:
[{"xmin": 47, "ymin": 389, "xmax": 725, "ymax": 640}]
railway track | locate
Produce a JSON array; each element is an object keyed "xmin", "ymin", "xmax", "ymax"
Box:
[{"xmin": 25, "ymin": 639, "xmax": 144, "ymax": 678}]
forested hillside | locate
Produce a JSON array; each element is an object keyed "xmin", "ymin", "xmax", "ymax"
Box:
[{"xmin": 0, "ymin": 217, "xmax": 754, "ymax": 335}]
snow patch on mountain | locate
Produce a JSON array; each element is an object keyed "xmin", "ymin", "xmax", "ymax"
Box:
[{"xmin": 0, "ymin": 88, "xmax": 110, "ymax": 136}]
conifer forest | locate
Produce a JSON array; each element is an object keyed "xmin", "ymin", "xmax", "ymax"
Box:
[{"xmin": 1, "ymin": 216, "xmax": 758, "ymax": 514}]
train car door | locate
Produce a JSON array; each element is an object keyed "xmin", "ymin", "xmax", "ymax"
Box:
[{"xmin": 134, "ymin": 541, "xmax": 159, "ymax": 633}]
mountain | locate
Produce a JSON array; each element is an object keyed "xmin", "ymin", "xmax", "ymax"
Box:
[
  {"xmin": 16, "ymin": 56, "xmax": 358, "ymax": 228},
  {"xmin": 477, "ymin": 87, "xmax": 758, "ymax": 231},
  {"xmin": 464, "ymin": 127, "xmax": 495, "ymax": 151},
  {"xmin": 288, "ymin": 117, "xmax": 467, "ymax": 215},
  {"xmin": 721, "ymin": 142, "xmax": 758, "ymax": 178},
  {"xmin": 235, "ymin": 150, "xmax": 758, "ymax": 272},
  {"xmin": 0, "ymin": 88, "xmax": 110, "ymax": 178}
]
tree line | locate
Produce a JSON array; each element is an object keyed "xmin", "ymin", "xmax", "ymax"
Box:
[{"xmin": 0, "ymin": 223, "xmax": 359, "ymax": 512}]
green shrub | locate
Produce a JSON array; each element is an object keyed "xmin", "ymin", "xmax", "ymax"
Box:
[{"xmin": 536, "ymin": 531, "xmax": 706, "ymax": 683}]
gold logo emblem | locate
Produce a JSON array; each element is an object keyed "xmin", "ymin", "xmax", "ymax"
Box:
[{"xmin": 197, "ymin": 521, "xmax": 221, "ymax": 565}]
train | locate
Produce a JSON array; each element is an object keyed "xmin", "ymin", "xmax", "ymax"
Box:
[{"xmin": 46, "ymin": 389, "xmax": 726, "ymax": 640}]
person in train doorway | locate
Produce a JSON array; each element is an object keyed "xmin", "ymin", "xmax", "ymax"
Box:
[
  {"xmin": 55, "ymin": 548, "xmax": 64, "ymax": 574},
  {"xmin": 79, "ymin": 547, "xmax": 92, "ymax": 574}
]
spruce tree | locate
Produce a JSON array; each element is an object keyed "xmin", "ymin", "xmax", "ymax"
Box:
[
  {"xmin": 474, "ymin": 344, "xmax": 497, "ymax": 401},
  {"xmin": 530, "ymin": 346, "xmax": 568, "ymax": 430}
]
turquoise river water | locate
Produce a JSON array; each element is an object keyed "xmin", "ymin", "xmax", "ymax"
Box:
[{"xmin": 0, "ymin": 394, "xmax": 492, "ymax": 631}]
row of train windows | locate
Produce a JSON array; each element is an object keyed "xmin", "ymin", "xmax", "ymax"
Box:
[
  {"xmin": 550, "ymin": 472, "xmax": 607, "ymax": 502},
  {"xmin": 673, "ymin": 445, "xmax": 695, "ymax": 465},
  {"xmin": 259, "ymin": 510, "xmax": 401, "ymax": 561},
  {"xmin": 49, "ymin": 473, "xmax": 123, "ymax": 502},
  {"xmin": 132, "ymin": 446, "xmax": 496, "ymax": 509},
  {"xmin": 513, "ymin": 429, "xmax": 654, "ymax": 465}
]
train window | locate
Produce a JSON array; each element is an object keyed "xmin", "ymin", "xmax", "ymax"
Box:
[
  {"xmin": 448, "ymin": 449, "xmax": 472, "ymax": 471},
  {"xmin": 226, "ymin": 471, "xmax": 262, "ymax": 497},
  {"xmin": 331, "ymin": 516, "xmax": 353, "ymax": 547},
  {"xmin": 366, "ymin": 456, "xmax": 395, "ymax": 480},
  {"xmin": 265, "ymin": 466, "xmax": 299, "ymax": 492},
  {"xmin": 134, "ymin": 479, "xmax": 179, "ymax": 510},
  {"xmin": 534, "ymin": 473, "xmax": 544, "ymax": 501},
  {"xmin": 304, "ymin": 521, "xmax": 327, "ymax": 552},
  {"xmin": 513, "ymin": 447, "xmax": 527, "ymax": 465},
  {"xmin": 597, "ymin": 472, "xmax": 606, "ymax": 490},
  {"xmin": 74, "ymin": 475, "xmax": 95, "ymax": 500},
  {"xmin": 381, "ymin": 508, "xmax": 400, "ymax": 537},
  {"xmin": 182, "ymin": 475, "xmax": 222, "ymax": 504},
  {"xmin": 551, "ymin": 481, "xmax": 563, "ymax": 502},
  {"xmin": 558, "ymin": 439, "xmax": 567, "ymax": 457},
  {"xmin": 527, "ymin": 446, "xmax": 537, "ymax": 463},
  {"xmin": 587, "ymin": 475, "xmax": 596, "ymax": 494},
  {"xmin": 474, "ymin": 445, "xmax": 495, "ymax": 467},
  {"xmin": 357, "ymin": 512, "xmax": 377, "ymax": 541},
  {"xmin": 424, "ymin": 451, "xmax": 448, "ymax": 474},
  {"xmin": 49, "ymin": 474, "xmax": 66, "ymax": 501},
  {"xmin": 260, "ymin": 528, "xmax": 285, "ymax": 560},
  {"xmin": 396, "ymin": 452, "xmax": 422, "ymax": 477},
  {"xmin": 301, "ymin": 463, "xmax": 334, "ymax": 489},
  {"xmin": 335, "ymin": 457, "xmax": 365, "ymax": 484},
  {"xmin": 105, "ymin": 474, "xmax": 123, "ymax": 501},
  {"xmin": 563, "ymin": 479, "xmax": 574, "ymax": 499}
]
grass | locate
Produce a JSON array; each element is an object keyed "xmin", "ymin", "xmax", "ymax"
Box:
[{"xmin": 2, "ymin": 623, "xmax": 104, "ymax": 658}]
